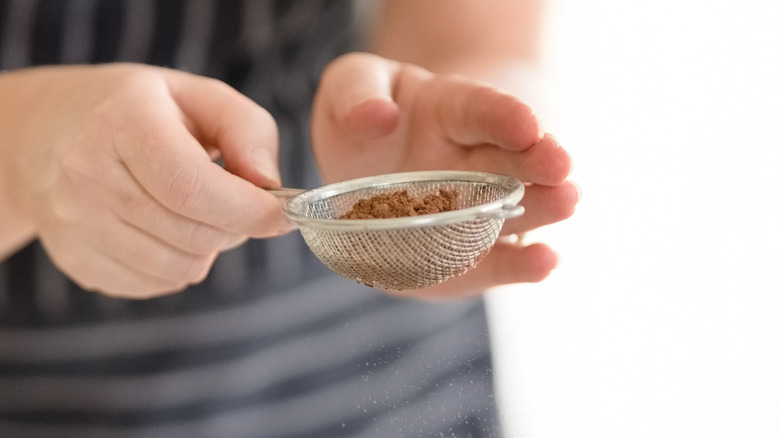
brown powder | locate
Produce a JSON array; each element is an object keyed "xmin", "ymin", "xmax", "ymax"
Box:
[{"xmin": 339, "ymin": 189, "xmax": 459, "ymax": 219}]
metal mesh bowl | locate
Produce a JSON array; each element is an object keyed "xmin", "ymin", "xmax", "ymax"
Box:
[{"xmin": 282, "ymin": 170, "xmax": 525, "ymax": 290}]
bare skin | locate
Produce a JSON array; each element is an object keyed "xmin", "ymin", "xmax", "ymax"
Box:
[
  {"xmin": 0, "ymin": 65, "xmax": 289, "ymax": 298},
  {"xmin": 0, "ymin": 0, "xmax": 577, "ymax": 299},
  {"xmin": 312, "ymin": 53, "xmax": 577, "ymax": 298}
]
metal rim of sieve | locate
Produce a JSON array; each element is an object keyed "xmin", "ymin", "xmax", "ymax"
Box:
[{"xmin": 282, "ymin": 170, "xmax": 525, "ymax": 231}]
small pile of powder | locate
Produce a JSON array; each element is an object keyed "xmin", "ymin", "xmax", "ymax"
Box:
[{"xmin": 339, "ymin": 189, "xmax": 459, "ymax": 219}]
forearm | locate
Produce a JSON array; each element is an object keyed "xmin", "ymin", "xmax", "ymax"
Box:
[
  {"xmin": 368, "ymin": 0, "xmax": 547, "ymax": 98},
  {"xmin": 369, "ymin": 0, "xmax": 545, "ymax": 68},
  {"xmin": 0, "ymin": 65, "xmax": 87, "ymax": 260}
]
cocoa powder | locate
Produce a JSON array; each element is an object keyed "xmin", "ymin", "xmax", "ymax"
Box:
[{"xmin": 340, "ymin": 189, "xmax": 459, "ymax": 219}]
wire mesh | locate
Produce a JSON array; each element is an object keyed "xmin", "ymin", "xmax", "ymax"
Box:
[{"xmin": 283, "ymin": 171, "xmax": 524, "ymax": 290}]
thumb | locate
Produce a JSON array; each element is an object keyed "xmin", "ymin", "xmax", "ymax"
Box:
[
  {"xmin": 165, "ymin": 70, "xmax": 281, "ymax": 188},
  {"xmin": 318, "ymin": 52, "xmax": 401, "ymax": 140}
]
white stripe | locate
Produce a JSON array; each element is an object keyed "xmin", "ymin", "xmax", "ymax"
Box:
[
  {"xmin": 240, "ymin": 0, "xmax": 273, "ymax": 58},
  {"xmin": 174, "ymin": 0, "xmax": 214, "ymax": 73},
  {"xmin": 115, "ymin": 0, "xmax": 155, "ymax": 62},
  {"xmin": 0, "ymin": 0, "xmax": 37, "ymax": 68},
  {"xmin": 60, "ymin": 0, "xmax": 97, "ymax": 64}
]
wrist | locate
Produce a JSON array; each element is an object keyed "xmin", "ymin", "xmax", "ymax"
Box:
[{"xmin": 0, "ymin": 68, "xmax": 52, "ymax": 259}]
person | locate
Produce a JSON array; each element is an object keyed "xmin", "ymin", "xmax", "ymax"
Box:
[{"xmin": 0, "ymin": 1, "xmax": 578, "ymax": 437}]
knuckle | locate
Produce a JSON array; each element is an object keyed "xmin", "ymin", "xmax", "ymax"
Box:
[{"xmin": 165, "ymin": 167, "xmax": 204, "ymax": 213}]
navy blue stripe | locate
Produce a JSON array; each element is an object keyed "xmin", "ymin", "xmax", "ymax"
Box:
[
  {"xmin": 2, "ymin": 243, "xmax": 40, "ymax": 325},
  {"xmin": 0, "ymin": 1, "xmax": 8, "ymax": 46},
  {"xmin": 205, "ymin": 0, "xmax": 246, "ymax": 83},
  {"xmin": 91, "ymin": 0, "xmax": 125, "ymax": 63},
  {"xmin": 147, "ymin": 0, "xmax": 182, "ymax": 67},
  {"xmin": 31, "ymin": 0, "xmax": 65, "ymax": 65}
]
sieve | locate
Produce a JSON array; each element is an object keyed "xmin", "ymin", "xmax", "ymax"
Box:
[{"xmin": 274, "ymin": 170, "xmax": 525, "ymax": 290}]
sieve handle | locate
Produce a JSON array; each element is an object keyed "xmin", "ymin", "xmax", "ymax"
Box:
[
  {"xmin": 477, "ymin": 203, "xmax": 525, "ymax": 219},
  {"xmin": 265, "ymin": 187, "xmax": 305, "ymax": 199}
]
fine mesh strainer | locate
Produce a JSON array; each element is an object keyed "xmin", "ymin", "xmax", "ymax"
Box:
[{"xmin": 280, "ymin": 170, "xmax": 525, "ymax": 290}]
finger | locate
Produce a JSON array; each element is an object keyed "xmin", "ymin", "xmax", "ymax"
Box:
[
  {"xmin": 388, "ymin": 242, "xmax": 558, "ymax": 299},
  {"xmin": 122, "ymin": 204, "xmax": 249, "ymax": 255},
  {"xmin": 85, "ymin": 253, "xmax": 191, "ymax": 300},
  {"xmin": 341, "ymin": 96, "xmax": 400, "ymax": 140},
  {"xmin": 434, "ymin": 77, "xmax": 544, "ymax": 152},
  {"xmin": 501, "ymin": 181, "xmax": 580, "ymax": 235},
  {"xmin": 515, "ymin": 134, "xmax": 572, "ymax": 186},
  {"xmin": 40, "ymin": 227, "xmax": 188, "ymax": 299},
  {"xmin": 110, "ymin": 174, "xmax": 249, "ymax": 255},
  {"xmin": 444, "ymin": 134, "xmax": 572, "ymax": 187},
  {"xmin": 165, "ymin": 70, "xmax": 282, "ymax": 187},
  {"xmin": 476, "ymin": 241, "xmax": 559, "ymax": 285},
  {"xmin": 74, "ymin": 209, "xmax": 217, "ymax": 285},
  {"xmin": 318, "ymin": 52, "xmax": 401, "ymax": 140},
  {"xmin": 116, "ymin": 81, "xmax": 287, "ymax": 238}
]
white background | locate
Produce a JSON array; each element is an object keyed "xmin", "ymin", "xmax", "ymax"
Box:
[{"xmin": 488, "ymin": 1, "xmax": 780, "ymax": 437}]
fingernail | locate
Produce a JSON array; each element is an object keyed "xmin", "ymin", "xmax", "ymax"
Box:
[
  {"xmin": 564, "ymin": 148, "xmax": 574, "ymax": 178},
  {"xmin": 252, "ymin": 148, "xmax": 281, "ymax": 186},
  {"xmin": 535, "ymin": 114, "xmax": 545, "ymax": 141},
  {"xmin": 571, "ymin": 180, "xmax": 582, "ymax": 202}
]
